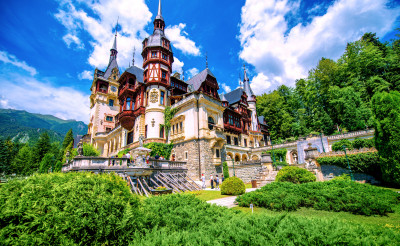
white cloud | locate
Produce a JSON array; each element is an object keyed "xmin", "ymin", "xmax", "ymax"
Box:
[
  {"xmin": 78, "ymin": 70, "xmax": 93, "ymax": 80},
  {"xmin": 0, "ymin": 50, "xmax": 37, "ymax": 76},
  {"xmin": 250, "ymin": 73, "xmax": 272, "ymax": 95},
  {"xmin": 239, "ymin": 0, "xmax": 400, "ymax": 94},
  {"xmin": 172, "ymin": 57, "xmax": 184, "ymax": 74},
  {"xmin": 0, "ymin": 73, "xmax": 90, "ymax": 123},
  {"xmin": 220, "ymin": 83, "xmax": 232, "ymax": 93},
  {"xmin": 63, "ymin": 33, "xmax": 84, "ymax": 49},
  {"xmin": 187, "ymin": 68, "xmax": 199, "ymax": 79},
  {"xmin": 165, "ymin": 23, "xmax": 201, "ymax": 56},
  {"xmin": 55, "ymin": 0, "xmax": 152, "ymax": 70}
]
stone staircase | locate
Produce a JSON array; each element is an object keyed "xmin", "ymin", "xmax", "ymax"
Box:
[{"xmin": 256, "ymin": 166, "xmax": 278, "ymax": 188}]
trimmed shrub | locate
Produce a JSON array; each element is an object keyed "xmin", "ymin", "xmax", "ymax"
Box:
[
  {"xmin": 236, "ymin": 180, "xmax": 400, "ymax": 216},
  {"xmin": 317, "ymin": 152, "xmax": 380, "ymax": 178},
  {"xmin": 0, "ymin": 172, "xmax": 140, "ymax": 245},
  {"xmin": 275, "ymin": 166, "xmax": 316, "ymax": 184},
  {"xmin": 331, "ymin": 173, "xmax": 351, "ymax": 181},
  {"xmin": 222, "ymin": 161, "xmax": 229, "ymax": 178},
  {"xmin": 220, "ymin": 176, "xmax": 245, "ymax": 195},
  {"xmin": 82, "ymin": 143, "xmax": 100, "ymax": 156},
  {"xmin": 332, "ymin": 139, "xmax": 353, "ymax": 151}
]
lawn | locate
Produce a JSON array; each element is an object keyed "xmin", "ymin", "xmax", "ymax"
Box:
[
  {"xmin": 185, "ymin": 190, "xmax": 230, "ymax": 201},
  {"xmin": 232, "ymin": 205, "xmax": 400, "ymax": 231}
]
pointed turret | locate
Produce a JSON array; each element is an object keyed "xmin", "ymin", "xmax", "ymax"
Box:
[
  {"xmin": 153, "ymin": 0, "xmax": 165, "ymax": 32},
  {"xmin": 220, "ymin": 94, "xmax": 228, "ymax": 107},
  {"xmin": 243, "ymin": 65, "xmax": 255, "ymax": 102},
  {"xmin": 104, "ymin": 20, "xmax": 120, "ymax": 79}
]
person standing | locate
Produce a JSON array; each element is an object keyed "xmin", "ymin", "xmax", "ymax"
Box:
[
  {"xmin": 222, "ymin": 174, "xmax": 225, "ymax": 183},
  {"xmin": 210, "ymin": 174, "xmax": 214, "ymax": 189},
  {"xmin": 216, "ymin": 175, "xmax": 220, "ymax": 190},
  {"xmin": 201, "ymin": 173, "xmax": 206, "ymax": 189}
]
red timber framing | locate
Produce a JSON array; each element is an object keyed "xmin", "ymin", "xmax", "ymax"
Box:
[
  {"xmin": 199, "ymin": 76, "xmax": 220, "ymax": 100},
  {"xmin": 142, "ymin": 40, "xmax": 173, "ymax": 87},
  {"xmin": 117, "ymin": 73, "xmax": 146, "ymax": 131},
  {"xmin": 96, "ymin": 80, "xmax": 109, "ymax": 94}
]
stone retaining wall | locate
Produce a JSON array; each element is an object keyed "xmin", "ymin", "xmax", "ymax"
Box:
[
  {"xmin": 230, "ymin": 164, "xmax": 263, "ymax": 183},
  {"xmin": 320, "ymin": 165, "xmax": 379, "ymax": 184}
]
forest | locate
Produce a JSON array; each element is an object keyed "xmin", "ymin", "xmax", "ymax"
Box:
[{"xmin": 256, "ymin": 32, "xmax": 400, "ymax": 142}]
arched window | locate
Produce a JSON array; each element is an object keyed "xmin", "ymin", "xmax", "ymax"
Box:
[
  {"xmin": 126, "ymin": 98, "xmax": 131, "ymax": 110},
  {"xmin": 208, "ymin": 117, "xmax": 215, "ymax": 130}
]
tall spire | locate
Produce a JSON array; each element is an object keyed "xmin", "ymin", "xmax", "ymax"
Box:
[
  {"xmin": 111, "ymin": 18, "xmax": 118, "ymax": 52},
  {"xmin": 155, "ymin": 0, "xmax": 164, "ymax": 21},
  {"xmin": 153, "ymin": 0, "xmax": 165, "ymax": 31},
  {"xmin": 242, "ymin": 64, "xmax": 255, "ymax": 101}
]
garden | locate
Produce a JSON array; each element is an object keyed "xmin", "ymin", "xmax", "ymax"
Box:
[{"xmin": 1, "ymin": 172, "xmax": 400, "ymax": 245}]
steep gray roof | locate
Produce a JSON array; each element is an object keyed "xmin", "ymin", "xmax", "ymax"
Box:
[
  {"xmin": 125, "ymin": 66, "xmax": 144, "ymax": 83},
  {"xmin": 103, "ymin": 57, "xmax": 119, "ymax": 79},
  {"xmin": 224, "ymin": 88, "xmax": 244, "ymax": 105},
  {"xmin": 220, "ymin": 93, "xmax": 227, "ymax": 102},
  {"xmin": 258, "ymin": 116, "xmax": 266, "ymax": 125},
  {"xmin": 186, "ymin": 68, "xmax": 215, "ymax": 91}
]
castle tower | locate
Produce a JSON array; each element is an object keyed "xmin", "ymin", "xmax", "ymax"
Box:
[
  {"xmin": 242, "ymin": 66, "xmax": 258, "ymax": 132},
  {"xmin": 88, "ymin": 23, "xmax": 120, "ymax": 142},
  {"xmin": 141, "ymin": 0, "xmax": 173, "ymax": 142}
]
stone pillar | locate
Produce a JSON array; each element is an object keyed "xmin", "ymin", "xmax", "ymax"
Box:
[
  {"xmin": 304, "ymin": 143, "xmax": 323, "ymax": 181},
  {"xmin": 261, "ymin": 153, "xmax": 273, "ymax": 171}
]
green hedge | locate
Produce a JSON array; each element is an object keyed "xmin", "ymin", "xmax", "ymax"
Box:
[
  {"xmin": 276, "ymin": 166, "xmax": 316, "ymax": 184},
  {"xmin": 236, "ymin": 181, "xmax": 400, "ymax": 216},
  {"xmin": 331, "ymin": 138, "xmax": 374, "ymax": 152},
  {"xmin": 1, "ymin": 174, "xmax": 400, "ymax": 245},
  {"xmin": 0, "ymin": 172, "xmax": 139, "ymax": 245},
  {"xmin": 317, "ymin": 152, "xmax": 380, "ymax": 177},
  {"xmin": 220, "ymin": 176, "xmax": 245, "ymax": 195}
]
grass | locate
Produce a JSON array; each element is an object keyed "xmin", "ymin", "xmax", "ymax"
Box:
[
  {"xmin": 232, "ymin": 203, "xmax": 400, "ymax": 232},
  {"xmin": 184, "ymin": 190, "xmax": 230, "ymax": 201}
]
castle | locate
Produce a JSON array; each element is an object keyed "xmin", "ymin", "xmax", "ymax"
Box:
[{"xmin": 86, "ymin": 0, "xmax": 269, "ymax": 179}]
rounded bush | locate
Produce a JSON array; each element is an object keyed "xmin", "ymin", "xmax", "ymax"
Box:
[
  {"xmin": 220, "ymin": 176, "xmax": 245, "ymax": 195},
  {"xmin": 275, "ymin": 166, "xmax": 316, "ymax": 184},
  {"xmin": 0, "ymin": 172, "xmax": 140, "ymax": 245}
]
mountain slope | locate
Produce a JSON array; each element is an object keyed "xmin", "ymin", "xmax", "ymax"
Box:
[{"xmin": 0, "ymin": 109, "xmax": 88, "ymax": 143}]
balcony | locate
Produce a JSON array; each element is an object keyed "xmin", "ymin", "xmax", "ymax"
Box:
[
  {"xmin": 119, "ymin": 83, "xmax": 140, "ymax": 96},
  {"xmin": 118, "ymin": 107, "xmax": 145, "ymax": 130},
  {"xmin": 224, "ymin": 123, "xmax": 242, "ymax": 134}
]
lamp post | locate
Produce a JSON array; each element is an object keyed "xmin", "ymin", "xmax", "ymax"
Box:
[
  {"xmin": 320, "ymin": 132, "xmax": 326, "ymax": 153},
  {"xmin": 232, "ymin": 158, "xmax": 235, "ymax": 177},
  {"xmin": 342, "ymin": 145, "xmax": 354, "ymax": 181}
]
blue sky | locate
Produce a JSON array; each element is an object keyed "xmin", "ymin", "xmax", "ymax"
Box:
[{"xmin": 0, "ymin": 0, "xmax": 399, "ymax": 123}]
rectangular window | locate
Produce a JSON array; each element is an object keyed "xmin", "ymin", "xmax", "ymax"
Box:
[
  {"xmin": 151, "ymin": 51, "xmax": 157, "ymax": 58},
  {"xmin": 173, "ymin": 125, "xmax": 175, "ymax": 134},
  {"xmin": 145, "ymin": 125, "xmax": 148, "ymax": 138},
  {"xmin": 234, "ymin": 137, "xmax": 239, "ymax": 146},
  {"xmin": 127, "ymin": 131, "xmax": 134, "ymax": 145},
  {"xmin": 185, "ymin": 152, "xmax": 188, "ymax": 160},
  {"xmin": 227, "ymin": 136, "xmax": 231, "ymax": 145},
  {"xmin": 162, "ymin": 71, "xmax": 167, "ymax": 79},
  {"xmin": 108, "ymin": 99, "xmax": 114, "ymax": 107},
  {"xmin": 106, "ymin": 116, "xmax": 113, "ymax": 122},
  {"xmin": 244, "ymin": 139, "xmax": 247, "ymax": 147},
  {"xmin": 162, "ymin": 53, "xmax": 168, "ymax": 61},
  {"xmin": 160, "ymin": 91, "xmax": 165, "ymax": 105},
  {"xmin": 160, "ymin": 125, "xmax": 164, "ymax": 138},
  {"xmin": 180, "ymin": 122, "xmax": 183, "ymax": 132},
  {"xmin": 216, "ymin": 149, "xmax": 220, "ymax": 158}
]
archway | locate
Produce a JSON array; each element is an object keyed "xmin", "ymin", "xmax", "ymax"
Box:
[
  {"xmin": 251, "ymin": 155, "xmax": 260, "ymax": 161},
  {"xmin": 234, "ymin": 154, "xmax": 241, "ymax": 162},
  {"xmin": 242, "ymin": 154, "xmax": 248, "ymax": 162}
]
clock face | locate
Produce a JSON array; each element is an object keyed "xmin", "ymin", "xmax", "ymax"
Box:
[{"xmin": 111, "ymin": 86, "xmax": 117, "ymax": 92}]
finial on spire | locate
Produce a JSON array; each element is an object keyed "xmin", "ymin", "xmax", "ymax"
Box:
[
  {"xmin": 115, "ymin": 17, "xmax": 119, "ymax": 36},
  {"xmin": 132, "ymin": 47, "xmax": 136, "ymax": 66},
  {"xmin": 111, "ymin": 18, "xmax": 119, "ymax": 51},
  {"xmin": 206, "ymin": 52, "xmax": 208, "ymax": 69},
  {"xmin": 243, "ymin": 64, "xmax": 249, "ymax": 81},
  {"xmin": 158, "ymin": 0, "xmax": 162, "ymax": 17},
  {"xmin": 182, "ymin": 68, "xmax": 185, "ymax": 81}
]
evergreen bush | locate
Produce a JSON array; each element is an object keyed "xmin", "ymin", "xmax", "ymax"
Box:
[
  {"xmin": 220, "ymin": 176, "xmax": 245, "ymax": 195},
  {"xmin": 0, "ymin": 172, "xmax": 140, "ymax": 245},
  {"xmin": 236, "ymin": 181, "xmax": 400, "ymax": 216},
  {"xmin": 144, "ymin": 142, "xmax": 174, "ymax": 159},
  {"xmin": 82, "ymin": 143, "xmax": 100, "ymax": 156},
  {"xmin": 38, "ymin": 153, "xmax": 54, "ymax": 173},
  {"xmin": 332, "ymin": 139, "xmax": 353, "ymax": 151},
  {"xmin": 275, "ymin": 166, "xmax": 316, "ymax": 184},
  {"xmin": 222, "ymin": 161, "xmax": 229, "ymax": 179}
]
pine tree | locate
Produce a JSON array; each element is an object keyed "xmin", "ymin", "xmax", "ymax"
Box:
[
  {"xmin": 39, "ymin": 153, "xmax": 55, "ymax": 174},
  {"xmin": 62, "ymin": 129, "xmax": 74, "ymax": 150},
  {"xmin": 32, "ymin": 132, "xmax": 51, "ymax": 168},
  {"xmin": 12, "ymin": 145, "xmax": 33, "ymax": 175},
  {"xmin": 0, "ymin": 139, "xmax": 10, "ymax": 174}
]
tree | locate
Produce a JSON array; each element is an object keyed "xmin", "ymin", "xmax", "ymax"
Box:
[
  {"xmin": 32, "ymin": 132, "xmax": 51, "ymax": 167},
  {"xmin": 371, "ymin": 91, "xmax": 400, "ymax": 186},
  {"xmin": 39, "ymin": 153, "xmax": 55, "ymax": 173},
  {"xmin": 11, "ymin": 145, "xmax": 33, "ymax": 175},
  {"xmin": 0, "ymin": 139, "xmax": 10, "ymax": 174},
  {"xmin": 83, "ymin": 143, "xmax": 100, "ymax": 157},
  {"xmin": 62, "ymin": 129, "xmax": 74, "ymax": 150}
]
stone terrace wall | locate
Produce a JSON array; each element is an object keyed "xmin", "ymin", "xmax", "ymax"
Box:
[
  {"xmin": 231, "ymin": 164, "xmax": 263, "ymax": 183},
  {"xmin": 321, "ymin": 165, "xmax": 379, "ymax": 184}
]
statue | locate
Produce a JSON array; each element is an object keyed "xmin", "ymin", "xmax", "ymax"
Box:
[
  {"xmin": 139, "ymin": 135, "xmax": 144, "ymax": 147},
  {"xmin": 77, "ymin": 139, "xmax": 84, "ymax": 156}
]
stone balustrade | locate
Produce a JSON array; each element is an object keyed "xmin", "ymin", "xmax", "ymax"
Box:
[
  {"xmin": 327, "ymin": 129, "xmax": 374, "ymax": 140},
  {"xmin": 316, "ymin": 148, "xmax": 377, "ymax": 158}
]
